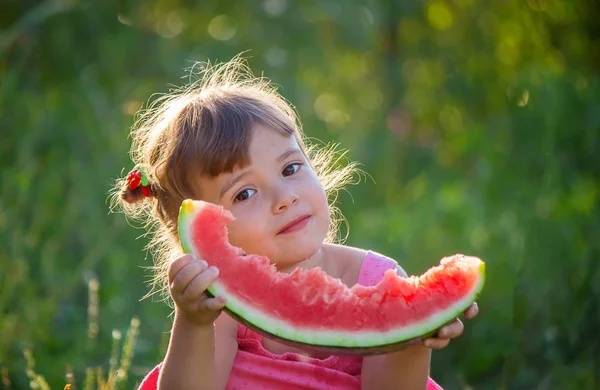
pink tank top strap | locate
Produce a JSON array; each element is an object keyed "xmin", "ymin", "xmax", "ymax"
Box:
[{"xmin": 357, "ymin": 250, "xmax": 398, "ymax": 287}]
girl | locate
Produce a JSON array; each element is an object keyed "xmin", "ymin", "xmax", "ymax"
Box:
[{"xmin": 114, "ymin": 57, "xmax": 479, "ymax": 390}]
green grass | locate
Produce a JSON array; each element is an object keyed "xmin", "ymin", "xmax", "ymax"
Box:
[
  {"xmin": 9, "ymin": 275, "xmax": 146, "ymax": 390},
  {"xmin": 20, "ymin": 316, "xmax": 141, "ymax": 390}
]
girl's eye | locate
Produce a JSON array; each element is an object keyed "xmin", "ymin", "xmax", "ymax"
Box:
[
  {"xmin": 234, "ymin": 189, "xmax": 256, "ymax": 202},
  {"xmin": 282, "ymin": 163, "xmax": 302, "ymax": 177}
]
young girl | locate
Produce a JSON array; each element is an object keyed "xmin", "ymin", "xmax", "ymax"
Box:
[{"xmin": 114, "ymin": 57, "xmax": 478, "ymax": 390}]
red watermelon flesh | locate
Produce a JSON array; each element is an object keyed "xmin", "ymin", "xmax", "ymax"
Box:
[{"xmin": 178, "ymin": 199, "xmax": 485, "ymax": 355}]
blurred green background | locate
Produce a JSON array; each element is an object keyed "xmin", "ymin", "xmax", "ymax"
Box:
[{"xmin": 2, "ymin": 0, "xmax": 599, "ymax": 389}]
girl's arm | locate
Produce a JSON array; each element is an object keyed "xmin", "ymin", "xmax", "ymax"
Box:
[
  {"xmin": 158, "ymin": 255, "xmax": 238, "ymax": 390},
  {"xmin": 362, "ymin": 345, "xmax": 431, "ymax": 390},
  {"xmin": 158, "ymin": 312, "xmax": 238, "ymax": 390}
]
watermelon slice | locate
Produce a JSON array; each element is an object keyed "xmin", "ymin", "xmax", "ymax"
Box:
[{"xmin": 178, "ymin": 199, "xmax": 485, "ymax": 356}]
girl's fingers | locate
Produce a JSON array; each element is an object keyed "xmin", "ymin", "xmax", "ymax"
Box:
[
  {"xmin": 182, "ymin": 266, "xmax": 219, "ymax": 302},
  {"xmin": 464, "ymin": 302, "xmax": 479, "ymax": 319},
  {"xmin": 424, "ymin": 337, "xmax": 450, "ymax": 350},
  {"xmin": 168, "ymin": 254, "xmax": 197, "ymax": 283},
  {"xmin": 170, "ymin": 260, "xmax": 209, "ymax": 295},
  {"xmin": 201, "ymin": 296, "xmax": 227, "ymax": 312},
  {"xmin": 424, "ymin": 303, "xmax": 477, "ymax": 350},
  {"xmin": 436, "ymin": 319, "xmax": 464, "ymax": 339}
]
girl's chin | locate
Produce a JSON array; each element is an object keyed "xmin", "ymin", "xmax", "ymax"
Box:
[{"xmin": 275, "ymin": 239, "xmax": 324, "ymax": 265}]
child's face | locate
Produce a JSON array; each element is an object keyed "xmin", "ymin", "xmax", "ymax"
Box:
[{"xmin": 195, "ymin": 124, "xmax": 330, "ymax": 268}]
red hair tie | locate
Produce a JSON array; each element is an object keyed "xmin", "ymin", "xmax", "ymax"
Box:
[{"xmin": 126, "ymin": 168, "xmax": 153, "ymax": 198}]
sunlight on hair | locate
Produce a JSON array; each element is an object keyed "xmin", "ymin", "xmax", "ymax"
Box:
[{"xmin": 109, "ymin": 54, "xmax": 361, "ymax": 304}]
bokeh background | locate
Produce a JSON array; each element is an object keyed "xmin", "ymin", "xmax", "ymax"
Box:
[{"xmin": 2, "ymin": 0, "xmax": 599, "ymax": 389}]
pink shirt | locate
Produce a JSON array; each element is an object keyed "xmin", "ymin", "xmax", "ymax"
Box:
[{"xmin": 138, "ymin": 251, "xmax": 443, "ymax": 390}]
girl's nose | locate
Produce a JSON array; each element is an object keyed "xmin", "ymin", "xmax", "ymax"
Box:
[{"xmin": 272, "ymin": 184, "xmax": 299, "ymax": 213}]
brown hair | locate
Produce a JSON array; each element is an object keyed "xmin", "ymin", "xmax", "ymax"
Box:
[{"xmin": 111, "ymin": 56, "xmax": 359, "ymax": 302}]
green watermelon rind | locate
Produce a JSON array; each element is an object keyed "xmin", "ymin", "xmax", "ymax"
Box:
[
  {"xmin": 178, "ymin": 200, "xmax": 485, "ymax": 349},
  {"xmin": 178, "ymin": 201, "xmax": 194, "ymax": 255}
]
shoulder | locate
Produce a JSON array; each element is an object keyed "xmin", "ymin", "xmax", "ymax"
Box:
[
  {"xmin": 321, "ymin": 244, "xmax": 410, "ymax": 286},
  {"xmin": 323, "ymin": 242, "xmax": 369, "ymax": 262},
  {"xmin": 321, "ymin": 243, "xmax": 368, "ymax": 287},
  {"xmin": 327, "ymin": 244, "xmax": 408, "ymax": 277},
  {"xmin": 364, "ymin": 249, "xmax": 408, "ymax": 277},
  {"xmin": 321, "ymin": 243, "xmax": 409, "ymax": 286}
]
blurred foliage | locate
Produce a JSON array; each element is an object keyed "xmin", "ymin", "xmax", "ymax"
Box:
[{"xmin": 1, "ymin": 0, "xmax": 599, "ymax": 389}]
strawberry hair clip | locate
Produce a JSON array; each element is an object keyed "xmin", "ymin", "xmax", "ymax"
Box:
[{"xmin": 126, "ymin": 168, "xmax": 153, "ymax": 198}]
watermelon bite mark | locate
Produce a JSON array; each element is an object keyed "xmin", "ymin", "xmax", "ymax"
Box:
[{"xmin": 178, "ymin": 200, "xmax": 485, "ymax": 356}]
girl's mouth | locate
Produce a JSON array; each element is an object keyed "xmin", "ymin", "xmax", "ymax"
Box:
[{"xmin": 278, "ymin": 215, "xmax": 312, "ymax": 234}]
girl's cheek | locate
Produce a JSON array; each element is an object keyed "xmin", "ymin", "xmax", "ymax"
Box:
[
  {"xmin": 225, "ymin": 219, "xmax": 244, "ymax": 244},
  {"xmin": 227, "ymin": 213, "xmax": 261, "ymax": 246}
]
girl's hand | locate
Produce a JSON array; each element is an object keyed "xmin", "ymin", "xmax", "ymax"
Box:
[
  {"xmin": 424, "ymin": 302, "xmax": 479, "ymax": 349},
  {"xmin": 168, "ymin": 254, "xmax": 227, "ymax": 327}
]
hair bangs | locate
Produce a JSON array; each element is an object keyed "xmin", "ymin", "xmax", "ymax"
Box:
[{"xmin": 162, "ymin": 93, "xmax": 298, "ymax": 204}]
